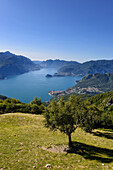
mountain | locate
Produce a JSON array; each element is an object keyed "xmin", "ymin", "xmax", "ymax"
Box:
[
  {"xmin": 0, "ymin": 51, "xmax": 40, "ymax": 79},
  {"xmin": 54, "ymin": 59, "xmax": 113, "ymax": 76},
  {"xmin": 48, "ymin": 73, "xmax": 113, "ymax": 98},
  {"xmin": 40, "ymin": 59, "xmax": 79, "ymax": 69},
  {"xmin": 33, "ymin": 60, "xmax": 42, "ymax": 64}
]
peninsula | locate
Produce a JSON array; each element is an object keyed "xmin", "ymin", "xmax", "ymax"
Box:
[{"xmin": 48, "ymin": 73, "xmax": 113, "ymax": 98}]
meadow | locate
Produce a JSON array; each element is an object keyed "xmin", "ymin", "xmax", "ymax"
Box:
[{"xmin": 0, "ymin": 113, "xmax": 113, "ymax": 169}]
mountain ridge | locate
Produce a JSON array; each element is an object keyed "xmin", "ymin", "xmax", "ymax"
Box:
[
  {"xmin": 54, "ymin": 59, "xmax": 113, "ymax": 76},
  {"xmin": 40, "ymin": 59, "xmax": 79, "ymax": 69},
  {"xmin": 0, "ymin": 51, "xmax": 40, "ymax": 79},
  {"xmin": 39, "ymin": 58, "xmax": 113, "ymax": 77}
]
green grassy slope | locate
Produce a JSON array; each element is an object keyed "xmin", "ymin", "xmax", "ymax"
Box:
[{"xmin": 0, "ymin": 113, "xmax": 113, "ymax": 169}]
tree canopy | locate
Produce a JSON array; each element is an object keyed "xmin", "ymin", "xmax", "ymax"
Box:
[{"xmin": 44, "ymin": 95, "xmax": 101, "ymax": 147}]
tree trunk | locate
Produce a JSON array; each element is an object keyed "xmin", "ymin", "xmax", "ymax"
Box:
[{"xmin": 68, "ymin": 133, "xmax": 72, "ymax": 148}]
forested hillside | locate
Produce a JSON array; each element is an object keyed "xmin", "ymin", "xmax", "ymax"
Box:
[{"xmin": 75, "ymin": 73, "xmax": 113, "ymax": 93}]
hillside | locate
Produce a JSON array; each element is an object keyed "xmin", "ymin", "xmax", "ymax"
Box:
[
  {"xmin": 54, "ymin": 59, "xmax": 113, "ymax": 77},
  {"xmin": 75, "ymin": 73, "xmax": 113, "ymax": 93},
  {"xmin": 0, "ymin": 113, "xmax": 113, "ymax": 169},
  {"xmin": 0, "ymin": 51, "xmax": 40, "ymax": 79},
  {"xmin": 49, "ymin": 73, "xmax": 113, "ymax": 98},
  {"xmin": 86, "ymin": 90, "xmax": 113, "ymax": 108}
]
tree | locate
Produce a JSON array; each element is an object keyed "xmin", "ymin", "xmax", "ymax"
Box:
[
  {"xmin": 30, "ymin": 97, "xmax": 45, "ymax": 114},
  {"xmin": 44, "ymin": 95, "xmax": 101, "ymax": 148},
  {"xmin": 80, "ymin": 106, "xmax": 101, "ymax": 132},
  {"xmin": 30, "ymin": 104, "xmax": 40, "ymax": 114},
  {"xmin": 30, "ymin": 97, "xmax": 42, "ymax": 105}
]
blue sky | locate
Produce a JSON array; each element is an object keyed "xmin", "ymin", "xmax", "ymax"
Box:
[{"xmin": 0, "ymin": 0, "xmax": 113, "ymax": 62}]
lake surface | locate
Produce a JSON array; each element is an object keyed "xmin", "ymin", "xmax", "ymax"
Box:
[{"xmin": 0, "ymin": 68, "xmax": 82, "ymax": 103}]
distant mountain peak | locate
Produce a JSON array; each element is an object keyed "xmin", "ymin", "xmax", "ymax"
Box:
[
  {"xmin": 5, "ymin": 51, "xmax": 14, "ymax": 56},
  {"xmin": 0, "ymin": 51, "xmax": 15, "ymax": 57},
  {"xmin": 5, "ymin": 51, "xmax": 12, "ymax": 54}
]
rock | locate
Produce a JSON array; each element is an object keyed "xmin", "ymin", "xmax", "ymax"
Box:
[
  {"xmin": 45, "ymin": 164, "xmax": 52, "ymax": 168},
  {"xmin": 106, "ymin": 98, "xmax": 113, "ymax": 107},
  {"xmin": 46, "ymin": 74, "xmax": 52, "ymax": 78}
]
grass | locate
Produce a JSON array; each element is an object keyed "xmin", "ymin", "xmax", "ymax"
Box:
[{"xmin": 0, "ymin": 113, "xmax": 113, "ymax": 169}]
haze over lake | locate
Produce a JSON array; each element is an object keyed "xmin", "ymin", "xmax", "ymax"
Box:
[{"xmin": 0, "ymin": 68, "xmax": 82, "ymax": 103}]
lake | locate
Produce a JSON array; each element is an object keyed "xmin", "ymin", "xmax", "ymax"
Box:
[{"xmin": 0, "ymin": 68, "xmax": 82, "ymax": 103}]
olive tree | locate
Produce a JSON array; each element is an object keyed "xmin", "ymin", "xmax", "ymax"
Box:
[{"xmin": 44, "ymin": 95, "xmax": 100, "ymax": 147}]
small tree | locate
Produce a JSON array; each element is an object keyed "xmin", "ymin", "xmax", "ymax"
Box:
[
  {"xmin": 30, "ymin": 97, "xmax": 45, "ymax": 114},
  {"xmin": 44, "ymin": 95, "xmax": 101, "ymax": 148},
  {"xmin": 31, "ymin": 97, "xmax": 42, "ymax": 105}
]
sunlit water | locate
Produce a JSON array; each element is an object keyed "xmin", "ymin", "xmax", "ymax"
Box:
[{"xmin": 0, "ymin": 68, "xmax": 82, "ymax": 103}]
